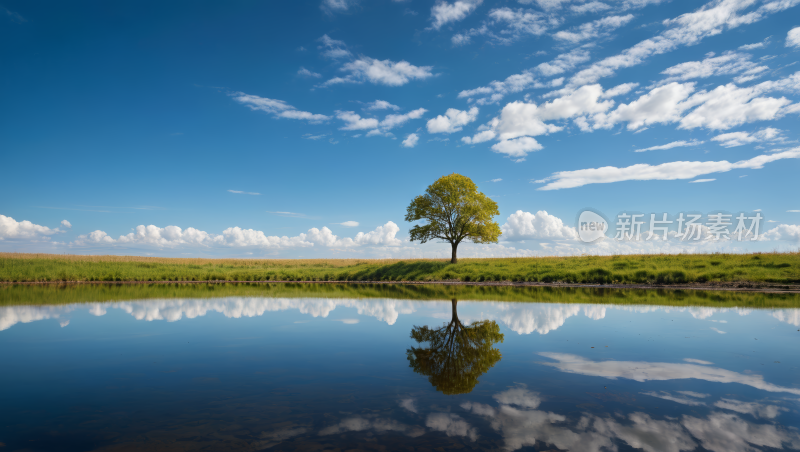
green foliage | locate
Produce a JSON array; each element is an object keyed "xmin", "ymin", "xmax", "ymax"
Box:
[
  {"xmin": 405, "ymin": 173, "xmax": 501, "ymax": 262},
  {"xmin": 407, "ymin": 300, "xmax": 504, "ymax": 395}
]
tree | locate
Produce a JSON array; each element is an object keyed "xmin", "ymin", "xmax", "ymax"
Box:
[
  {"xmin": 407, "ymin": 299, "xmax": 504, "ymax": 395},
  {"xmin": 405, "ymin": 173, "xmax": 501, "ymax": 264}
]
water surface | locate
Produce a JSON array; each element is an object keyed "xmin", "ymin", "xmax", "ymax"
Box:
[{"xmin": 1, "ymin": 283, "xmax": 799, "ymax": 451}]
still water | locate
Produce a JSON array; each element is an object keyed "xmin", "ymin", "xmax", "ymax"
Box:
[{"xmin": 1, "ymin": 283, "xmax": 799, "ymax": 451}]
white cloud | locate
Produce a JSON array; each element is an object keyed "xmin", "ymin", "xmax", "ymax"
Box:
[
  {"xmin": 490, "ymin": 178, "xmax": 502, "ymax": 182},
  {"xmin": 336, "ymin": 111, "xmax": 380, "ymax": 130},
  {"xmin": 379, "ymin": 108, "xmax": 427, "ymax": 129},
  {"xmin": 335, "ymin": 221, "xmax": 359, "ymax": 227},
  {"xmin": 231, "ymin": 92, "xmax": 330, "ymax": 122},
  {"xmin": 762, "ymin": 224, "xmax": 800, "ymax": 242},
  {"xmin": 430, "ymin": 0, "xmax": 482, "ymax": 29},
  {"xmin": 690, "ymin": 178, "xmax": 716, "ymax": 183},
  {"xmin": 487, "ymin": 7, "xmax": 559, "ymax": 38},
  {"xmin": 228, "ymin": 189, "xmax": 261, "ymax": 195},
  {"xmin": 553, "ymin": 14, "xmax": 635, "ymax": 44},
  {"xmin": 320, "ymin": 0, "xmax": 357, "ymax": 14},
  {"xmin": 787, "ymin": 26, "xmax": 800, "ymax": 48},
  {"xmin": 712, "ymin": 127, "xmax": 782, "ymax": 147},
  {"xmin": 297, "ymin": 67, "xmax": 322, "ymax": 78},
  {"xmin": 461, "ymin": 129, "xmax": 496, "ymax": 144},
  {"xmin": 365, "ymin": 100, "xmax": 400, "ymax": 111},
  {"xmin": 70, "ymin": 222, "xmax": 403, "ymax": 249},
  {"xmin": 571, "ymin": 1, "xmax": 612, "ymax": 14},
  {"xmin": 456, "ymin": 49, "xmax": 586, "ymax": 105},
  {"xmin": 567, "ymin": 0, "xmax": 800, "ymax": 88},
  {"xmin": 60, "ymin": 220, "xmax": 71, "ymax": 229},
  {"xmin": 427, "ymin": 107, "xmax": 479, "ymax": 133},
  {"xmin": 402, "ymin": 133, "xmax": 419, "ymax": 148},
  {"xmin": 536, "ymin": 48, "xmax": 592, "ymax": 77},
  {"xmin": 325, "ymin": 57, "xmax": 434, "ymax": 87},
  {"xmin": 0, "ymin": 215, "xmax": 61, "ymax": 241},
  {"xmin": 501, "ymin": 210, "xmax": 578, "ymax": 241},
  {"xmin": 491, "ymin": 137, "xmax": 543, "ymax": 158},
  {"xmin": 317, "ymin": 34, "xmax": 352, "ymax": 59},
  {"xmin": 659, "ymin": 51, "xmax": 769, "ymax": 85},
  {"xmin": 591, "ymin": 82, "xmax": 695, "ymax": 130},
  {"xmin": 527, "ymin": 0, "xmax": 569, "ymax": 10},
  {"xmin": 739, "ymin": 36, "xmax": 771, "ymax": 50},
  {"xmin": 536, "ymin": 147, "xmax": 800, "ymax": 190},
  {"xmin": 635, "ymin": 139, "xmax": 704, "ymax": 152}
]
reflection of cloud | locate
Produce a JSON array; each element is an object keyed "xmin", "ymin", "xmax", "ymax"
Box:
[
  {"xmin": 332, "ymin": 318, "xmax": 359, "ymax": 324},
  {"xmin": 539, "ymin": 353, "xmax": 800, "ymax": 395},
  {"xmin": 772, "ymin": 309, "xmax": 800, "ymax": 326},
  {"xmin": 319, "ymin": 416, "xmax": 425, "ymax": 437},
  {"xmin": 677, "ymin": 390, "xmax": 710, "ymax": 398},
  {"xmin": 399, "ymin": 398, "xmax": 418, "ymax": 413},
  {"xmin": 59, "ymin": 319, "xmax": 70, "ymax": 327},
  {"xmin": 713, "ymin": 398, "xmax": 787, "ymax": 419},
  {"xmin": 254, "ymin": 427, "xmax": 307, "ymax": 449},
  {"xmin": 710, "ymin": 327, "xmax": 727, "ymax": 334},
  {"xmin": 492, "ymin": 304, "xmax": 581, "ymax": 334},
  {"xmin": 682, "ymin": 412, "xmax": 800, "ymax": 452},
  {"xmin": 641, "ymin": 391, "xmax": 706, "ymax": 406},
  {"xmin": 593, "ymin": 412, "xmax": 697, "ymax": 452},
  {"xmin": 684, "ymin": 359, "xmax": 713, "ymax": 365},
  {"xmin": 462, "ymin": 387, "xmax": 800, "ymax": 452},
  {"xmin": 0, "ymin": 297, "xmax": 419, "ymax": 330},
  {"xmin": 425, "ymin": 413, "xmax": 478, "ymax": 441}
]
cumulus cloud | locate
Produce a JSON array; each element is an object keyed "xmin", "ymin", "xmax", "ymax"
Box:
[
  {"xmin": 491, "ymin": 137, "xmax": 542, "ymax": 159},
  {"xmin": 787, "ymin": 26, "xmax": 800, "ymax": 48},
  {"xmin": 488, "ymin": 7, "xmax": 559, "ymax": 38},
  {"xmin": 402, "ymin": 133, "xmax": 420, "ymax": 148},
  {"xmin": 297, "ymin": 67, "xmax": 322, "ymax": 78},
  {"xmin": 0, "ymin": 215, "xmax": 61, "ymax": 241},
  {"xmin": 634, "ymin": 139, "xmax": 704, "ymax": 152},
  {"xmin": 70, "ymin": 222, "xmax": 403, "ymax": 249},
  {"xmin": 335, "ymin": 221, "xmax": 359, "ymax": 227},
  {"xmin": 60, "ymin": 220, "xmax": 71, "ymax": 228},
  {"xmin": 365, "ymin": 100, "xmax": 400, "ymax": 111},
  {"xmin": 659, "ymin": 51, "xmax": 770, "ymax": 85},
  {"xmin": 337, "ymin": 108, "xmax": 426, "ymax": 135},
  {"xmin": 501, "ymin": 210, "xmax": 578, "ymax": 241},
  {"xmin": 711, "ymin": 127, "xmax": 783, "ymax": 147},
  {"xmin": 230, "ymin": 92, "xmax": 330, "ymax": 122},
  {"xmin": 320, "ymin": 0, "xmax": 358, "ymax": 14},
  {"xmin": 571, "ymin": 1, "xmax": 612, "ymax": 14},
  {"xmin": 535, "ymin": 147, "xmax": 800, "ymax": 190},
  {"xmin": 336, "ymin": 111, "xmax": 380, "ymax": 130},
  {"xmin": 553, "ymin": 14, "xmax": 635, "ymax": 44},
  {"xmin": 536, "ymin": 48, "xmax": 592, "ymax": 77},
  {"xmin": 762, "ymin": 224, "xmax": 800, "ymax": 242},
  {"xmin": 318, "ymin": 34, "xmax": 352, "ymax": 59},
  {"xmin": 430, "ymin": 0, "xmax": 482, "ymax": 29},
  {"xmin": 323, "ymin": 57, "xmax": 434, "ymax": 87},
  {"xmin": 427, "ymin": 107, "xmax": 479, "ymax": 133},
  {"xmin": 566, "ymin": 0, "xmax": 800, "ymax": 89},
  {"xmin": 462, "ymin": 130, "xmax": 496, "ymax": 144}
]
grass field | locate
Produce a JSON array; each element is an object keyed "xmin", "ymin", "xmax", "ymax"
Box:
[
  {"xmin": 1, "ymin": 252, "xmax": 799, "ymax": 285},
  {"xmin": 2, "ymin": 281, "xmax": 799, "ymax": 308}
]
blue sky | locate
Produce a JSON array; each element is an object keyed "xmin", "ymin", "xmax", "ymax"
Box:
[{"xmin": 1, "ymin": 0, "xmax": 799, "ymax": 257}]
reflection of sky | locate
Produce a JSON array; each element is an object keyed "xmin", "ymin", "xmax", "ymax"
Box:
[
  {"xmin": 2, "ymin": 296, "xmax": 800, "ymax": 451},
  {"xmin": 3, "ymin": 297, "xmax": 799, "ymax": 336}
]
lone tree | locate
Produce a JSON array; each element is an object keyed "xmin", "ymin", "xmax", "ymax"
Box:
[
  {"xmin": 407, "ymin": 299, "xmax": 504, "ymax": 395},
  {"xmin": 405, "ymin": 173, "xmax": 501, "ymax": 264}
]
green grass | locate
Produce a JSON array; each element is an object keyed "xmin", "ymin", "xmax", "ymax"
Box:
[
  {"xmin": 1, "ymin": 282, "xmax": 799, "ymax": 309},
  {"xmin": 1, "ymin": 252, "xmax": 799, "ymax": 285}
]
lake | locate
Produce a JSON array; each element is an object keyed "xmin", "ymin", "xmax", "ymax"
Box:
[{"xmin": 1, "ymin": 283, "xmax": 799, "ymax": 451}]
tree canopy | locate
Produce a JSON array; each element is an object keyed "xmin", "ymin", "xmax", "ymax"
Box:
[
  {"xmin": 405, "ymin": 173, "xmax": 501, "ymax": 263},
  {"xmin": 407, "ymin": 299, "xmax": 504, "ymax": 395}
]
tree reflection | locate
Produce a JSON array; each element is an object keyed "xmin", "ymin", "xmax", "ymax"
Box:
[{"xmin": 407, "ymin": 299, "xmax": 504, "ymax": 395}]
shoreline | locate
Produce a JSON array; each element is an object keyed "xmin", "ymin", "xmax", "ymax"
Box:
[{"xmin": 3, "ymin": 279, "xmax": 800, "ymax": 294}]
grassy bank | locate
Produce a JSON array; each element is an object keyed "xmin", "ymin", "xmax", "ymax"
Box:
[
  {"xmin": 2, "ymin": 282, "xmax": 799, "ymax": 308},
  {"xmin": 1, "ymin": 252, "xmax": 799, "ymax": 285}
]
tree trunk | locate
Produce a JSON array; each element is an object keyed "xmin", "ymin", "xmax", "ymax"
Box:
[{"xmin": 450, "ymin": 242, "xmax": 458, "ymax": 264}]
